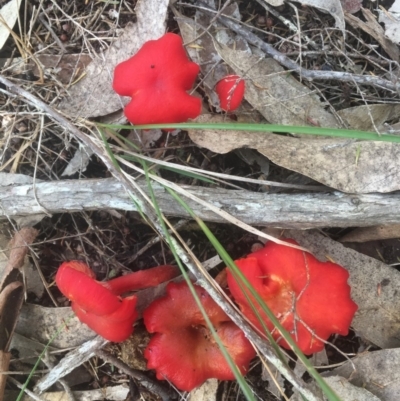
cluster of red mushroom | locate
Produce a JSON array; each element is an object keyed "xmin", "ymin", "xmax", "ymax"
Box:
[
  {"xmin": 112, "ymin": 32, "xmax": 246, "ymax": 126},
  {"xmin": 55, "ymin": 261, "xmax": 178, "ymax": 342},
  {"xmin": 227, "ymin": 240, "xmax": 358, "ymax": 355},
  {"xmin": 143, "ymin": 281, "xmax": 255, "ymax": 391},
  {"xmin": 56, "ymin": 237, "xmax": 357, "ymax": 391}
]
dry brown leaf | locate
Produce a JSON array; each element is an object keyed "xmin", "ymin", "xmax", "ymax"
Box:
[
  {"xmin": 59, "ymin": 0, "xmax": 169, "ymax": 118},
  {"xmin": 339, "ymin": 224, "xmax": 400, "ymax": 243},
  {"xmin": 0, "ymin": 226, "xmax": 39, "ymax": 398},
  {"xmin": 6, "ymin": 227, "xmax": 38, "ymax": 271},
  {"xmin": 346, "ymin": 9, "xmax": 399, "ymax": 62},
  {"xmin": 379, "ymin": 6, "xmax": 400, "ymax": 46},
  {"xmin": 5, "ymin": 54, "xmax": 92, "ymax": 84},
  {"xmin": 292, "ymin": 376, "xmax": 382, "ymax": 401},
  {"xmin": 16, "ymin": 304, "xmax": 96, "ymax": 348},
  {"xmin": 338, "ymin": 104, "xmax": 400, "ymax": 131},
  {"xmin": 188, "ymin": 379, "xmax": 218, "ymax": 401},
  {"xmin": 0, "ymin": 0, "xmax": 22, "ymax": 51},
  {"xmin": 324, "ymin": 349, "xmax": 400, "ymax": 400},
  {"xmin": 287, "ymin": 230, "xmax": 400, "ymax": 349},
  {"xmin": 189, "ymin": 115, "xmax": 400, "ymax": 193}
]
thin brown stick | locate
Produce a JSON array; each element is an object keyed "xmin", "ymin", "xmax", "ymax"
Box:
[{"xmin": 95, "ymin": 349, "xmax": 175, "ymax": 401}]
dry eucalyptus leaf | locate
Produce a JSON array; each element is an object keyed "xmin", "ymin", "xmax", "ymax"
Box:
[
  {"xmin": 9, "ymin": 333, "xmax": 56, "ymax": 365},
  {"xmin": 345, "ymin": 9, "xmax": 399, "ymax": 62},
  {"xmin": 215, "ymin": 44, "xmax": 340, "ymax": 127},
  {"xmin": 189, "ymin": 115, "xmax": 400, "ymax": 193},
  {"xmin": 338, "ymin": 104, "xmax": 400, "ymax": 131},
  {"xmin": 189, "ymin": 114, "xmax": 271, "ymax": 154},
  {"xmin": 257, "ymin": 136, "xmax": 400, "ymax": 193},
  {"xmin": 6, "ymin": 227, "xmax": 38, "ymax": 270},
  {"xmin": 379, "ymin": 7, "xmax": 400, "ymax": 45},
  {"xmin": 325, "ymin": 349, "xmax": 400, "ymax": 400},
  {"xmin": 287, "ymin": 230, "xmax": 400, "ymax": 349},
  {"xmin": 0, "ymin": 0, "xmax": 22, "ymax": 51},
  {"xmin": 340, "ymin": 224, "xmax": 400, "ymax": 243},
  {"xmin": 5, "ymin": 54, "xmax": 92, "ymax": 84},
  {"xmin": 126, "ymin": 129, "xmax": 162, "ymax": 149},
  {"xmin": 59, "ymin": 0, "xmax": 169, "ymax": 118},
  {"xmin": 16, "ymin": 304, "xmax": 96, "ymax": 348},
  {"xmin": 291, "ymin": 376, "xmax": 382, "ymax": 401},
  {"xmin": 188, "ymin": 379, "xmax": 218, "ymax": 401}
]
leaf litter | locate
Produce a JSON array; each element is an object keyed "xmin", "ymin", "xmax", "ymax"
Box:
[{"xmin": 3, "ymin": 0, "xmax": 400, "ymax": 400}]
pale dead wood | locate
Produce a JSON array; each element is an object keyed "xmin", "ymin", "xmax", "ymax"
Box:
[
  {"xmin": 34, "ymin": 336, "xmax": 107, "ymax": 394},
  {"xmin": 1, "ymin": 177, "xmax": 400, "ymax": 229}
]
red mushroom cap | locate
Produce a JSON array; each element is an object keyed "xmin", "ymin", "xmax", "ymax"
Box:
[
  {"xmin": 56, "ymin": 261, "xmax": 122, "ymax": 315},
  {"xmin": 215, "ymin": 75, "xmax": 245, "ymax": 112},
  {"xmin": 113, "ymin": 33, "xmax": 201, "ymax": 125},
  {"xmin": 227, "ymin": 240, "xmax": 358, "ymax": 354},
  {"xmin": 72, "ymin": 295, "xmax": 138, "ymax": 342},
  {"xmin": 143, "ymin": 281, "xmax": 255, "ymax": 391},
  {"xmin": 105, "ymin": 265, "xmax": 179, "ymax": 295}
]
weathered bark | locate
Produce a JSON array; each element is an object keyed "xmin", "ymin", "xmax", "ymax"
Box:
[{"xmin": 1, "ymin": 177, "xmax": 400, "ymax": 228}]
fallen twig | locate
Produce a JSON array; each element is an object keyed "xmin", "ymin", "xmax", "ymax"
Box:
[
  {"xmin": 95, "ymin": 349, "xmax": 176, "ymax": 401},
  {"xmin": 1, "ymin": 176, "xmax": 400, "ymax": 229}
]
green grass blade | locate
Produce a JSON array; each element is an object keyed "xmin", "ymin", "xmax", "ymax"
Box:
[{"xmin": 97, "ymin": 122, "xmax": 400, "ymax": 143}]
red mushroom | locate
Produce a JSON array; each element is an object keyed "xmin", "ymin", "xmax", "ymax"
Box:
[
  {"xmin": 72, "ymin": 296, "xmax": 138, "ymax": 343},
  {"xmin": 227, "ymin": 240, "xmax": 358, "ymax": 355},
  {"xmin": 113, "ymin": 33, "xmax": 201, "ymax": 126},
  {"xmin": 215, "ymin": 75, "xmax": 245, "ymax": 112},
  {"xmin": 143, "ymin": 281, "xmax": 255, "ymax": 391},
  {"xmin": 56, "ymin": 261, "xmax": 179, "ymax": 342},
  {"xmin": 56, "ymin": 261, "xmax": 121, "ymax": 315}
]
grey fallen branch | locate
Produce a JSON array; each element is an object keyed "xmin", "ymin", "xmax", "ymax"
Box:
[
  {"xmin": 1, "ymin": 176, "xmax": 400, "ymax": 229},
  {"xmin": 193, "ymin": 1, "xmax": 400, "ymax": 92}
]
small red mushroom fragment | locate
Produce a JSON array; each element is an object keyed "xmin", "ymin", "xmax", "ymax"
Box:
[
  {"xmin": 227, "ymin": 240, "xmax": 358, "ymax": 355},
  {"xmin": 56, "ymin": 261, "xmax": 179, "ymax": 342},
  {"xmin": 105, "ymin": 265, "xmax": 179, "ymax": 295},
  {"xmin": 215, "ymin": 75, "xmax": 245, "ymax": 112},
  {"xmin": 113, "ymin": 33, "xmax": 201, "ymax": 126},
  {"xmin": 143, "ymin": 281, "xmax": 255, "ymax": 392}
]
